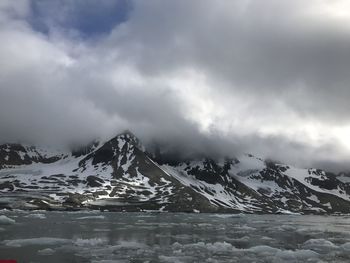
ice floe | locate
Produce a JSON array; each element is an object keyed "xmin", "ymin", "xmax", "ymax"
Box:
[
  {"xmin": 37, "ymin": 248, "xmax": 55, "ymax": 255},
  {"xmin": 25, "ymin": 213, "xmax": 46, "ymax": 219},
  {"xmin": 0, "ymin": 215, "xmax": 15, "ymax": 224},
  {"xmin": 3, "ymin": 237, "xmax": 70, "ymax": 247},
  {"xmin": 302, "ymin": 238, "xmax": 339, "ymax": 253},
  {"xmin": 76, "ymin": 215, "xmax": 105, "ymax": 220}
]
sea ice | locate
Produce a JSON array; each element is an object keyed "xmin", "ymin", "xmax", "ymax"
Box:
[
  {"xmin": 0, "ymin": 215, "xmax": 15, "ymax": 225},
  {"xmin": 74, "ymin": 238, "xmax": 107, "ymax": 247},
  {"xmin": 76, "ymin": 215, "xmax": 105, "ymax": 220},
  {"xmin": 302, "ymin": 239, "xmax": 339, "ymax": 253},
  {"xmin": 25, "ymin": 213, "xmax": 46, "ymax": 219},
  {"xmin": 3, "ymin": 237, "xmax": 70, "ymax": 247},
  {"xmin": 38, "ymin": 248, "xmax": 55, "ymax": 255}
]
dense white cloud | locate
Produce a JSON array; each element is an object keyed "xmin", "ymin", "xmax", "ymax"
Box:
[{"xmin": 0, "ymin": 0, "xmax": 350, "ymax": 170}]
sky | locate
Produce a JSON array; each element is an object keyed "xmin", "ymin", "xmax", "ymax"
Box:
[{"xmin": 0, "ymin": 0, "xmax": 350, "ymax": 171}]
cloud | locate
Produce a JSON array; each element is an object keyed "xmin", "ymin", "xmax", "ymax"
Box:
[{"xmin": 0, "ymin": 0, "xmax": 350, "ymax": 171}]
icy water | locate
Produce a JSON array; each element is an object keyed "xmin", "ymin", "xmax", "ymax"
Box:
[{"xmin": 1, "ymin": 211, "xmax": 350, "ymax": 262}]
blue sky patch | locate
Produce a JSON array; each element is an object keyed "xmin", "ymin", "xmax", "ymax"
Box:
[{"xmin": 28, "ymin": 0, "xmax": 132, "ymax": 37}]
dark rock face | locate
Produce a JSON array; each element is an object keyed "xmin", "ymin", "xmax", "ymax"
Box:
[
  {"xmin": 63, "ymin": 193, "xmax": 90, "ymax": 207},
  {"xmin": 71, "ymin": 141, "xmax": 99, "ymax": 158},
  {"xmin": 0, "ymin": 144, "xmax": 61, "ymax": 168},
  {"xmin": 1, "ymin": 131, "xmax": 350, "ymax": 214},
  {"xmin": 86, "ymin": 176, "xmax": 105, "ymax": 187},
  {"xmin": 0, "ymin": 181, "xmax": 14, "ymax": 191},
  {"xmin": 186, "ymin": 159, "xmax": 223, "ymax": 184}
]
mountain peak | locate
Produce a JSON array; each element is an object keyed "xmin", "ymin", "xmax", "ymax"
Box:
[{"xmin": 110, "ymin": 130, "xmax": 145, "ymax": 152}]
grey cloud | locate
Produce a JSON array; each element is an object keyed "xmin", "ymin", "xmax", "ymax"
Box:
[
  {"xmin": 107, "ymin": 0, "xmax": 350, "ymax": 123},
  {"xmin": 0, "ymin": 0, "xmax": 349, "ymax": 171}
]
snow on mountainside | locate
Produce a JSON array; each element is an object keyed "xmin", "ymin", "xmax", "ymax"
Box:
[{"xmin": 0, "ymin": 131, "xmax": 350, "ymax": 214}]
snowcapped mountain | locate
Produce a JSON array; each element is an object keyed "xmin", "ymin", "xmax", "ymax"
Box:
[{"xmin": 0, "ymin": 131, "xmax": 350, "ymax": 214}]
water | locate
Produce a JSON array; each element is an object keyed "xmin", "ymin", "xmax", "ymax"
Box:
[{"xmin": 1, "ymin": 211, "xmax": 350, "ymax": 262}]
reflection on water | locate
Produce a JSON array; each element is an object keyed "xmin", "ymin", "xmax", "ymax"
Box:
[{"xmin": 1, "ymin": 211, "xmax": 350, "ymax": 262}]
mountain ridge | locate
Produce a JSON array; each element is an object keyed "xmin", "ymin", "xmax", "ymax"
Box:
[{"xmin": 0, "ymin": 131, "xmax": 350, "ymax": 214}]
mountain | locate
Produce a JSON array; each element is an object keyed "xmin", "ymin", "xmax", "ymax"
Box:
[{"xmin": 0, "ymin": 131, "xmax": 350, "ymax": 214}]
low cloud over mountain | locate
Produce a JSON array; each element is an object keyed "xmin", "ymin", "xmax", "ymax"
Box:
[{"xmin": 1, "ymin": 0, "xmax": 350, "ymax": 170}]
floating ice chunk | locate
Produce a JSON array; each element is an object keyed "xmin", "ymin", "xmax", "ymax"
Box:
[
  {"xmin": 0, "ymin": 215, "xmax": 15, "ymax": 225},
  {"xmin": 206, "ymin": 241, "xmax": 234, "ymax": 252},
  {"xmin": 158, "ymin": 255, "xmax": 191, "ymax": 263},
  {"xmin": 227, "ymin": 235, "xmax": 250, "ymax": 246},
  {"xmin": 74, "ymin": 238, "xmax": 107, "ymax": 247},
  {"xmin": 249, "ymin": 245, "xmax": 280, "ymax": 254},
  {"xmin": 341, "ymin": 242, "xmax": 350, "ymax": 251},
  {"xmin": 211, "ymin": 214, "xmax": 243, "ymax": 218},
  {"xmin": 182, "ymin": 241, "xmax": 235, "ymax": 252},
  {"xmin": 238, "ymin": 225, "xmax": 256, "ymax": 231},
  {"xmin": 172, "ymin": 234, "xmax": 192, "ymax": 240},
  {"xmin": 38, "ymin": 248, "xmax": 55, "ymax": 255},
  {"xmin": 273, "ymin": 249, "xmax": 319, "ymax": 262},
  {"xmin": 91, "ymin": 260, "xmax": 128, "ymax": 263},
  {"xmin": 76, "ymin": 215, "xmax": 105, "ymax": 220},
  {"xmin": 3, "ymin": 237, "xmax": 70, "ymax": 247},
  {"xmin": 25, "ymin": 213, "xmax": 46, "ymax": 219},
  {"xmin": 302, "ymin": 239, "xmax": 339, "ymax": 253},
  {"xmin": 113, "ymin": 241, "xmax": 148, "ymax": 249},
  {"xmin": 172, "ymin": 242, "xmax": 183, "ymax": 250},
  {"xmin": 276, "ymin": 224, "xmax": 296, "ymax": 231},
  {"xmin": 93, "ymin": 228, "xmax": 110, "ymax": 232},
  {"xmin": 260, "ymin": 236, "xmax": 274, "ymax": 241}
]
